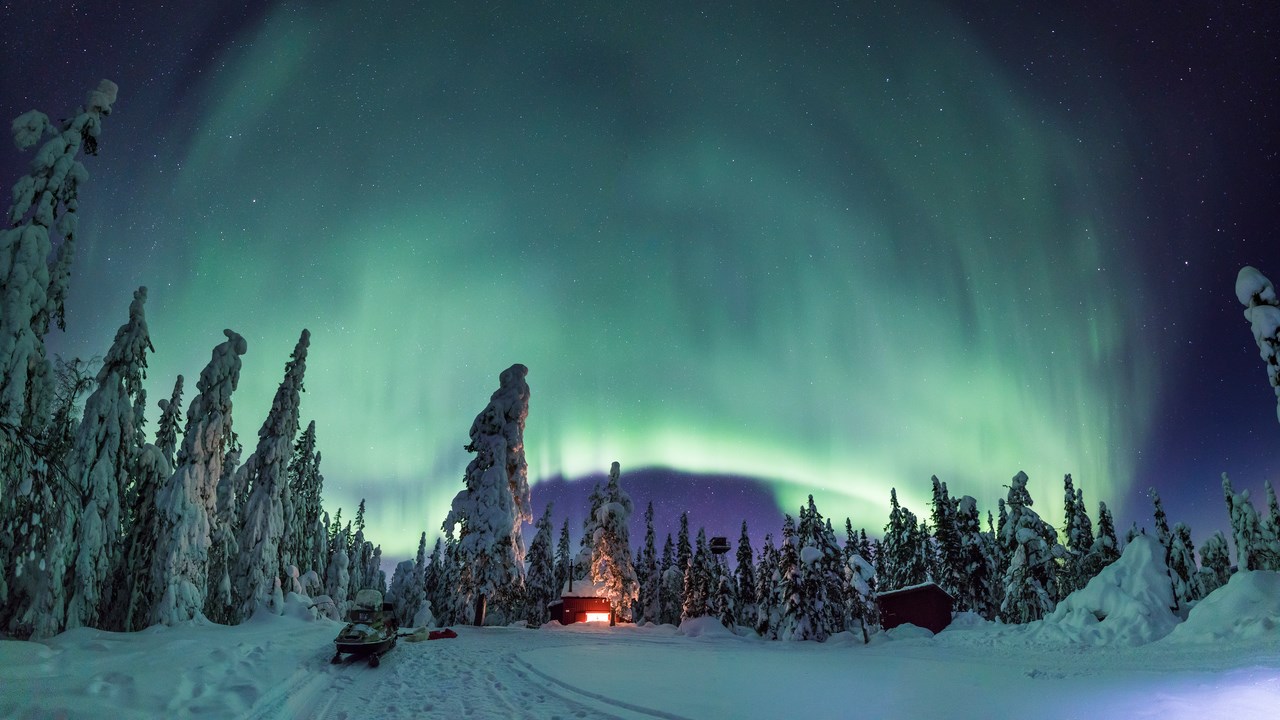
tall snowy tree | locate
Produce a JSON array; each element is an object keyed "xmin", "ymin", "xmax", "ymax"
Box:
[
  {"xmin": 232, "ymin": 329, "xmax": 309, "ymax": 620},
  {"xmin": 682, "ymin": 528, "xmax": 715, "ymax": 621},
  {"xmin": 1166, "ymin": 522, "xmax": 1200, "ymax": 608},
  {"xmin": 554, "ymin": 518, "xmax": 572, "ymax": 597},
  {"xmin": 637, "ymin": 502, "xmax": 660, "ymax": 624},
  {"xmin": 659, "ymin": 534, "xmax": 681, "ymax": 626},
  {"xmin": 998, "ymin": 471, "xmax": 1062, "ymax": 624},
  {"xmin": 149, "ymin": 330, "xmax": 247, "ymax": 626},
  {"xmin": 734, "ymin": 520, "xmax": 757, "ymax": 629},
  {"xmin": 1222, "ymin": 473, "xmax": 1279, "ymax": 571},
  {"xmin": 588, "ymin": 462, "xmax": 638, "ymax": 624},
  {"xmin": 524, "ymin": 506, "xmax": 556, "ymax": 627},
  {"xmin": 0, "ymin": 81, "xmax": 118, "ymax": 640},
  {"xmin": 325, "ymin": 528, "xmax": 350, "ymax": 618},
  {"xmin": 153, "ymin": 376, "xmax": 184, "ymax": 469},
  {"xmin": 955, "ymin": 496, "xmax": 997, "ymax": 618},
  {"xmin": 442, "ymin": 363, "xmax": 532, "ymax": 626},
  {"xmin": 880, "ymin": 488, "xmax": 927, "ymax": 591},
  {"xmin": 1235, "ymin": 265, "xmax": 1280, "ymax": 423},
  {"xmin": 63, "ymin": 287, "xmax": 152, "ymax": 630},
  {"xmin": 204, "ymin": 442, "xmax": 241, "ymax": 625},
  {"xmin": 0, "ymin": 80, "xmax": 117, "ymax": 434},
  {"xmin": 1082, "ymin": 501, "xmax": 1120, "ymax": 582},
  {"xmin": 286, "ymin": 421, "xmax": 321, "ymax": 576},
  {"xmin": 116, "ymin": 443, "xmax": 170, "ymax": 631},
  {"xmin": 1195, "ymin": 531, "xmax": 1232, "ymax": 597},
  {"xmin": 930, "ymin": 477, "xmax": 963, "ymax": 601},
  {"xmin": 754, "ymin": 533, "xmax": 779, "ymax": 638}
]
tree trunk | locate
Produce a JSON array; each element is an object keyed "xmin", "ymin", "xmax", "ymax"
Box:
[{"xmin": 473, "ymin": 593, "xmax": 487, "ymax": 627}]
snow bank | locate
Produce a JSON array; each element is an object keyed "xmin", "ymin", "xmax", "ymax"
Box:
[
  {"xmin": 1163, "ymin": 570, "xmax": 1280, "ymax": 644},
  {"xmin": 679, "ymin": 615, "xmax": 736, "ymax": 638},
  {"xmin": 1034, "ymin": 535, "xmax": 1178, "ymax": 646}
]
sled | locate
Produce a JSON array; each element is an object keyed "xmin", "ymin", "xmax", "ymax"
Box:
[{"xmin": 331, "ymin": 589, "xmax": 399, "ymax": 667}]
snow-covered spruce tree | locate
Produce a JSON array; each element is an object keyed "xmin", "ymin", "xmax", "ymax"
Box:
[
  {"xmin": 735, "ymin": 520, "xmax": 757, "ymax": 629},
  {"xmin": 204, "ymin": 442, "xmax": 242, "ymax": 625},
  {"xmin": 754, "ymin": 533, "xmax": 779, "ymax": 637},
  {"xmin": 930, "ymin": 477, "xmax": 964, "ymax": 602},
  {"xmin": 1082, "ymin": 501, "xmax": 1120, "ymax": 581},
  {"xmin": 774, "ymin": 511, "xmax": 817, "ymax": 641},
  {"xmin": 1195, "ymin": 531, "xmax": 1232, "ymax": 597},
  {"xmin": 348, "ymin": 526, "xmax": 368, "ymax": 594},
  {"xmin": 955, "ymin": 496, "xmax": 997, "ymax": 619},
  {"xmin": 443, "ymin": 363, "xmax": 532, "ymax": 626},
  {"xmin": 554, "ymin": 518, "xmax": 571, "ymax": 597},
  {"xmin": 659, "ymin": 534, "xmax": 680, "ymax": 626},
  {"xmin": 231, "ymin": 329, "xmax": 309, "ymax": 620},
  {"xmin": 524, "ymin": 506, "xmax": 556, "ymax": 627},
  {"xmin": 0, "ymin": 82, "xmax": 118, "ymax": 640},
  {"xmin": 0, "ymin": 80, "xmax": 117, "ymax": 435},
  {"xmin": 880, "ymin": 488, "xmax": 927, "ymax": 591},
  {"xmin": 286, "ymin": 421, "xmax": 322, "ymax": 577},
  {"xmin": 1058, "ymin": 475, "xmax": 1083, "ymax": 597},
  {"xmin": 424, "ymin": 536, "xmax": 451, "ymax": 626},
  {"xmin": 588, "ymin": 461, "xmax": 638, "ymax": 624},
  {"xmin": 115, "ymin": 443, "xmax": 170, "ymax": 631},
  {"xmin": 1235, "ymin": 265, "xmax": 1280, "ymax": 423},
  {"xmin": 637, "ymin": 502, "xmax": 660, "ymax": 624},
  {"xmin": 63, "ymin": 287, "xmax": 152, "ymax": 630},
  {"xmin": 325, "ymin": 529, "xmax": 350, "ymax": 618},
  {"xmin": 154, "ymin": 375, "xmax": 184, "ymax": 469},
  {"xmin": 998, "ymin": 471, "xmax": 1062, "ymax": 624},
  {"xmin": 1167, "ymin": 522, "xmax": 1200, "ymax": 608},
  {"xmin": 1150, "ymin": 488, "xmax": 1172, "ymax": 556},
  {"xmin": 680, "ymin": 528, "xmax": 712, "ymax": 620},
  {"xmin": 386, "ymin": 559, "xmax": 415, "ymax": 619},
  {"xmin": 1221, "ymin": 473, "xmax": 1279, "ymax": 571},
  {"xmin": 149, "ymin": 330, "xmax": 246, "ymax": 626},
  {"xmin": 1062, "ymin": 483, "xmax": 1095, "ymax": 595}
]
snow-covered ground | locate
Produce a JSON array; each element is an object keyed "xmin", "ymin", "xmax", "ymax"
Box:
[{"xmin": 4, "ymin": 573, "xmax": 1278, "ymax": 720}]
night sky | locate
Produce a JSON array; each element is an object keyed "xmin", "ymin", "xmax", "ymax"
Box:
[{"xmin": 3, "ymin": 1, "xmax": 1278, "ymax": 565}]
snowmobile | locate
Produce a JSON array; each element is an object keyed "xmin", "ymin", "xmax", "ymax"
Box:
[{"xmin": 331, "ymin": 588, "xmax": 399, "ymax": 667}]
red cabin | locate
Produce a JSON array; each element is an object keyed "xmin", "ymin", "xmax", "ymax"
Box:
[
  {"xmin": 548, "ymin": 579, "xmax": 614, "ymax": 625},
  {"xmin": 876, "ymin": 582, "xmax": 954, "ymax": 634}
]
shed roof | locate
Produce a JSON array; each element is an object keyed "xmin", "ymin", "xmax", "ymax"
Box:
[{"xmin": 877, "ymin": 581, "xmax": 954, "ymax": 601}]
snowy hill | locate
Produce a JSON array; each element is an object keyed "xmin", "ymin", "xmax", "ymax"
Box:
[{"xmin": 3, "ymin": 576, "xmax": 1278, "ymax": 719}]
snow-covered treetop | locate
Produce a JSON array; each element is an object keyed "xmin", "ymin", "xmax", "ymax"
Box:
[
  {"xmin": 98, "ymin": 286, "xmax": 153, "ymax": 390},
  {"xmin": 1236, "ymin": 266, "xmax": 1276, "ymax": 308}
]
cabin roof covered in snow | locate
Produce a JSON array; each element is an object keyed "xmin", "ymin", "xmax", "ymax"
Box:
[
  {"xmin": 559, "ymin": 579, "xmax": 607, "ymax": 598},
  {"xmin": 878, "ymin": 581, "xmax": 954, "ymax": 600}
]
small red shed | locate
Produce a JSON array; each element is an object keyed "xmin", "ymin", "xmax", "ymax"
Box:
[
  {"xmin": 548, "ymin": 579, "xmax": 613, "ymax": 625},
  {"xmin": 876, "ymin": 582, "xmax": 954, "ymax": 634}
]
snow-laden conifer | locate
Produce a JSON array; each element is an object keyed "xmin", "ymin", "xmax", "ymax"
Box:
[
  {"xmin": 637, "ymin": 502, "xmax": 660, "ymax": 624},
  {"xmin": 955, "ymin": 495, "xmax": 997, "ymax": 619},
  {"xmin": 682, "ymin": 528, "xmax": 715, "ymax": 621},
  {"xmin": 1235, "ymin": 265, "xmax": 1280, "ymax": 424},
  {"xmin": 1167, "ymin": 522, "xmax": 1200, "ymax": 608},
  {"xmin": 149, "ymin": 330, "xmax": 246, "ymax": 626},
  {"xmin": 735, "ymin": 520, "xmax": 757, "ymax": 629},
  {"xmin": 205, "ymin": 443, "xmax": 242, "ymax": 624},
  {"xmin": 443, "ymin": 364, "xmax": 531, "ymax": 625},
  {"xmin": 1082, "ymin": 501, "xmax": 1120, "ymax": 581},
  {"xmin": 554, "ymin": 518, "xmax": 572, "ymax": 599},
  {"xmin": 232, "ymin": 330, "xmax": 309, "ymax": 620},
  {"xmin": 116, "ymin": 444, "xmax": 170, "ymax": 631},
  {"xmin": 998, "ymin": 471, "xmax": 1062, "ymax": 623},
  {"xmin": 64, "ymin": 287, "xmax": 152, "ymax": 629},
  {"xmin": 880, "ymin": 488, "xmax": 927, "ymax": 590},
  {"xmin": 754, "ymin": 533, "xmax": 778, "ymax": 638},
  {"xmin": 286, "ymin": 421, "xmax": 321, "ymax": 576},
  {"xmin": 325, "ymin": 530, "xmax": 350, "ymax": 618},
  {"xmin": 524, "ymin": 507, "xmax": 556, "ymax": 627},
  {"xmin": 930, "ymin": 477, "xmax": 964, "ymax": 602},
  {"xmin": 154, "ymin": 376, "xmax": 184, "ymax": 469},
  {"xmin": 659, "ymin": 534, "xmax": 681, "ymax": 626},
  {"xmin": 1195, "ymin": 531, "xmax": 1232, "ymax": 597},
  {"xmin": 588, "ymin": 462, "xmax": 638, "ymax": 623},
  {"xmin": 0, "ymin": 80, "xmax": 116, "ymax": 432}
]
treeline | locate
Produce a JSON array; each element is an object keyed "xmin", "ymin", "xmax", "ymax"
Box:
[
  {"xmin": 0, "ymin": 83, "xmax": 384, "ymax": 639},
  {"xmin": 401, "ymin": 458, "xmax": 1280, "ymax": 638}
]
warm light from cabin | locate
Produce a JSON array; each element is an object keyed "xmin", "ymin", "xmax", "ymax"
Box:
[{"xmin": 584, "ymin": 612, "xmax": 611, "ymax": 623}]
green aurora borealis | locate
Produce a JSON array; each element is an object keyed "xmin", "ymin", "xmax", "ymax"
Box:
[{"xmin": 65, "ymin": 2, "xmax": 1158, "ymax": 559}]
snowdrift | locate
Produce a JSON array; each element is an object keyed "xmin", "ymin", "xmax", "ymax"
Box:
[
  {"xmin": 1163, "ymin": 570, "xmax": 1280, "ymax": 644},
  {"xmin": 1033, "ymin": 535, "xmax": 1179, "ymax": 646}
]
